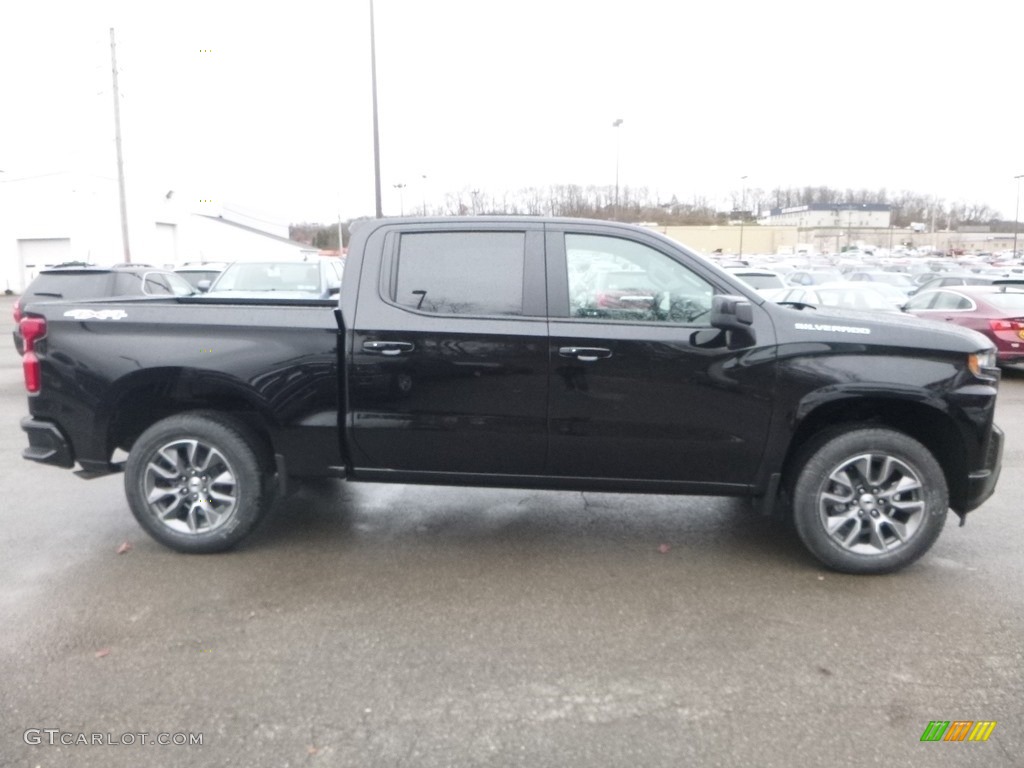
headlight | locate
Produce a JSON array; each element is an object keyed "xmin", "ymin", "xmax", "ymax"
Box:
[{"xmin": 968, "ymin": 349, "xmax": 997, "ymax": 376}]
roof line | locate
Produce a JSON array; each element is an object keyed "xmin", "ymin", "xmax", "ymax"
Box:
[{"xmin": 194, "ymin": 213, "xmax": 316, "ymax": 248}]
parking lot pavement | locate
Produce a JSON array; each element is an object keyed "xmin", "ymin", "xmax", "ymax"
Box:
[{"xmin": 1, "ymin": 294, "xmax": 1022, "ymax": 767}]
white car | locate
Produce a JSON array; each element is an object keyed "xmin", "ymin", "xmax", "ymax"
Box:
[{"xmin": 773, "ymin": 281, "xmax": 906, "ymax": 312}]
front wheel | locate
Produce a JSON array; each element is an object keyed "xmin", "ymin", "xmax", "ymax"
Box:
[
  {"xmin": 124, "ymin": 412, "xmax": 272, "ymax": 553},
  {"xmin": 791, "ymin": 427, "xmax": 948, "ymax": 574}
]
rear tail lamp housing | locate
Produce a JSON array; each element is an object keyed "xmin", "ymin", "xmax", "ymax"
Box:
[
  {"xmin": 20, "ymin": 315, "xmax": 46, "ymax": 394},
  {"xmin": 989, "ymin": 319, "xmax": 1024, "ymax": 332}
]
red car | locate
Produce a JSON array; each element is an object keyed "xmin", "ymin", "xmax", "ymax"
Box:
[{"xmin": 903, "ymin": 285, "xmax": 1024, "ymax": 366}]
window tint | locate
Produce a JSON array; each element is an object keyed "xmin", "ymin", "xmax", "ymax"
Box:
[
  {"xmin": 565, "ymin": 234, "xmax": 713, "ymax": 324},
  {"xmin": 905, "ymin": 292, "xmax": 939, "ymax": 310},
  {"xmin": 394, "ymin": 232, "xmax": 525, "ymax": 315},
  {"xmin": 144, "ymin": 273, "xmax": 174, "ymax": 295},
  {"xmin": 930, "ymin": 291, "xmax": 973, "ymax": 311},
  {"xmin": 28, "ymin": 273, "xmax": 112, "ymax": 300}
]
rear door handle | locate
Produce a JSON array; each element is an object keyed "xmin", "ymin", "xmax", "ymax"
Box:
[
  {"xmin": 363, "ymin": 341, "xmax": 414, "ymax": 356},
  {"xmin": 558, "ymin": 346, "xmax": 612, "ymax": 362}
]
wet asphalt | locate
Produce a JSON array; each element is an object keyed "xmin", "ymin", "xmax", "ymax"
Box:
[{"xmin": 1, "ymin": 292, "xmax": 1022, "ymax": 767}]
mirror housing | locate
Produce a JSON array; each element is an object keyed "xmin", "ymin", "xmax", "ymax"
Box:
[
  {"xmin": 711, "ymin": 295, "xmax": 754, "ymax": 329},
  {"xmin": 197, "ymin": 279, "xmax": 212, "ymax": 292},
  {"xmin": 710, "ymin": 295, "xmax": 755, "ymax": 348}
]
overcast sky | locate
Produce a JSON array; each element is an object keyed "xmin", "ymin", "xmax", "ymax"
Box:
[{"xmin": 2, "ymin": 0, "xmax": 1022, "ymax": 227}]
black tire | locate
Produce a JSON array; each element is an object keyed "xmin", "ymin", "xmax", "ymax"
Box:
[
  {"xmin": 791, "ymin": 427, "xmax": 948, "ymax": 574},
  {"xmin": 124, "ymin": 412, "xmax": 273, "ymax": 553}
]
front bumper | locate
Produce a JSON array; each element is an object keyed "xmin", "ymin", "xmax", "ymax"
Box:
[
  {"xmin": 21, "ymin": 417, "xmax": 74, "ymax": 468},
  {"xmin": 962, "ymin": 423, "xmax": 1004, "ymax": 513}
]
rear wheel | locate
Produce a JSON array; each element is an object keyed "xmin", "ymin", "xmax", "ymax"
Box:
[
  {"xmin": 124, "ymin": 412, "xmax": 272, "ymax": 553},
  {"xmin": 791, "ymin": 427, "xmax": 948, "ymax": 574}
]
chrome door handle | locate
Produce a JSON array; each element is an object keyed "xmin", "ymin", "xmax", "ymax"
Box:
[
  {"xmin": 558, "ymin": 346, "xmax": 612, "ymax": 362},
  {"xmin": 363, "ymin": 341, "xmax": 414, "ymax": 356}
]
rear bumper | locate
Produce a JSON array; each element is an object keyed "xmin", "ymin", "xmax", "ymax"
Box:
[
  {"xmin": 962, "ymin": 424, "xmax": 1003, "ymax": 513},
  {"xmin": 21, "ymin": 417, "xmax": 74, "ymax": 468}
]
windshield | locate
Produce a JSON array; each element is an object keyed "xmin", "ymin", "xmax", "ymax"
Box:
[{"xmin": 212, "ymin": 262, "xmax": 322, "ymax": 292}]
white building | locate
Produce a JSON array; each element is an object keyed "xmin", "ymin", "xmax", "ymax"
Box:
[
  {"xmin": 760, "ymin": 203, "xmax": 892, "ymax": 229},
  {"xmin": 0, "ymin": 171, "xmax": 317, "ymax": 293}
]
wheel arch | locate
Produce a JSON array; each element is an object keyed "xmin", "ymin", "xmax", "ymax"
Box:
[
  {"xmin": 99, "ymin": 367, "xmax": 278, "ymax": 463},
  {"xmin": 781, "ymin": 396, "xmax": 968, "ymax": 510}
]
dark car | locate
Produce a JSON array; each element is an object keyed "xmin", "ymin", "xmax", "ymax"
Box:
[
  {"xmin": 12, "ymin": 264, "xmax": 196, "ymax": 353},
  {"xmin": 202, "ymin": 259, "xmax": 343, "ymax": 299},
  {"xmin": 903, "ymin": 285, "xmax": 1024, "ymax": 366}
]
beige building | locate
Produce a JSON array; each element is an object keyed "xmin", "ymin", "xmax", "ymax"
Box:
[{"xmin": 642, "ymin": 224, "xmax": 1016, "ymax": 258}]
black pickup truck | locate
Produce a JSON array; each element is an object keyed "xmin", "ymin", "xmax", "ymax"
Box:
[{"xmin": 18, "ymin": 217, "xmax": 1004, "ymax": 573}]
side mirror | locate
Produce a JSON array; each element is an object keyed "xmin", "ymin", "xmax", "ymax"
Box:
[
  {"xmin": 710, "ymin": 295, "xmax": 754, "ymax": 329},
  {"xmin": 197, "ymin": 279, "xmax": 212, "ymax": 292},
  {"xmin": 328, "ymin": 280, "xmax": 341, "ymax": 295},
  {"xmin": 710, "ymin": 295, "xmax": 756, "ymax": 348}
]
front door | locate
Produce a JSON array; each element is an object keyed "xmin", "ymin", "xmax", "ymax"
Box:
[{"xmin": 545, "ymin": 227, "xmax": 776, "ymax": 488}]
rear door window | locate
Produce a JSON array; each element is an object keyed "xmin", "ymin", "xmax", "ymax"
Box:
[{"xmin": 393, "ymin": 232, "xmax": 526, "ymax": 316}]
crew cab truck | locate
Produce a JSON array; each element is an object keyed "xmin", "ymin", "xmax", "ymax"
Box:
[{"xmin": 18, "ymin": 217, "xmax": 1004, "ymax": 574}]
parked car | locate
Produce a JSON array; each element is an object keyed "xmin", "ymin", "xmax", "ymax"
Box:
[
  {"xmin": 773, "ymin": 282, "xmax": 906, "ymax": 312},
  {"xmin": 725, "ymin": 267, "xmax": 786, "ymax": 296},
  {"xmin": 12, "ymin": 264, "xmax": 195, "ymax": 353},
  {"xmin": 845, "ymin": 271, "xmax": 916, "ymax": 295},
  {"xmin": 202, "ymin": 259, "xmax": 343, "ymax": 299},
  {"xmin": 786, "ymin": 269, "xmax": 845, "ymax": 287},
  {"xmin": 910, "ymin": 273, "xmax": 1024, "ymax": 295},
  {"xmin": 174, "ymin": 262, "xmax": 229, "ymax": 291},
  {"xmin": 903, "ymin": 285, "xmax": 1024, "ymax": 367}
]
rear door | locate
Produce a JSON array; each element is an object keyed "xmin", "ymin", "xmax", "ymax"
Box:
[
  {"xmin": 349, "ymin": 223, "xmax": 549, "ymax": 475},
  {"xmin": 545, "ymin": 225, "xmax": 777, "ymax": 488}
]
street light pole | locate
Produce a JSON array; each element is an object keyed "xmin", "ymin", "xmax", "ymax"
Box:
[
  {"xmin": 393, "ymin": 183, "xmax": 406, "ymax": 216},
  {"xmin": 369, "ymin": 0, "xmax": 383, "ymax": 218},
  {"xmin": 1013, "ymin": 174, "xmax": 1024, "ymax": 259},
  {"xmin": 738, "ymin": 175, "xmax": 748, "ymax": 258},
  {"xmin": 612, "ymin": 118, "xmax": 623, "ymax": 219}
]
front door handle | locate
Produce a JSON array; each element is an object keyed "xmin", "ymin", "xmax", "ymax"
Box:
[
  {"xmin": 363, "ymin": 341, "xmax": 414, "ymax": 356},
  {"xmin": 558, "ymin": 346, "xmax": 612, "ymax": 362}
]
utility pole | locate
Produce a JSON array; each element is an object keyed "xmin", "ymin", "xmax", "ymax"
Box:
[
  {"xmin": 110, "ymin": 28, "xmax": 131, "ymax": 262},
  {"xmin": 738, "ymin": 175, "xmax": 748, "ymax": 258},
  {"xmin": 393, "ymin": 183, "xmax": 406, "ymax": 215},
  {"xmin": 612, "ymin": 118, "xmax": 623, "ymax": 219},
  {"xmin": 369, "ymin": 0, "xmax": 382, "ymax": 218},
  {"xmin": 1014, "ymin": 174, "xmax": 1024, "ymax": 259}
]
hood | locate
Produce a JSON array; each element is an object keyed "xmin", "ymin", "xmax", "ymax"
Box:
[{"xmin": 773, "ymin": 304, "xmax": 993, "ymax": 354}]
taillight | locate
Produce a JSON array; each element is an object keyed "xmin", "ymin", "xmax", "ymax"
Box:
[
  {"xmin": 20, "ymin": 316, "xmax": 46, "ymax": 394},
  {"xmin": 12, "ymin": 299, "xmax": 22, "ymax": 324},
  {"xmin": 23, "ymin": 351, "xmax": 41, "ymax": 393},
  {"xmin": 989, "ymin": 319, "xmax": 1024, "ymax": 332}
]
